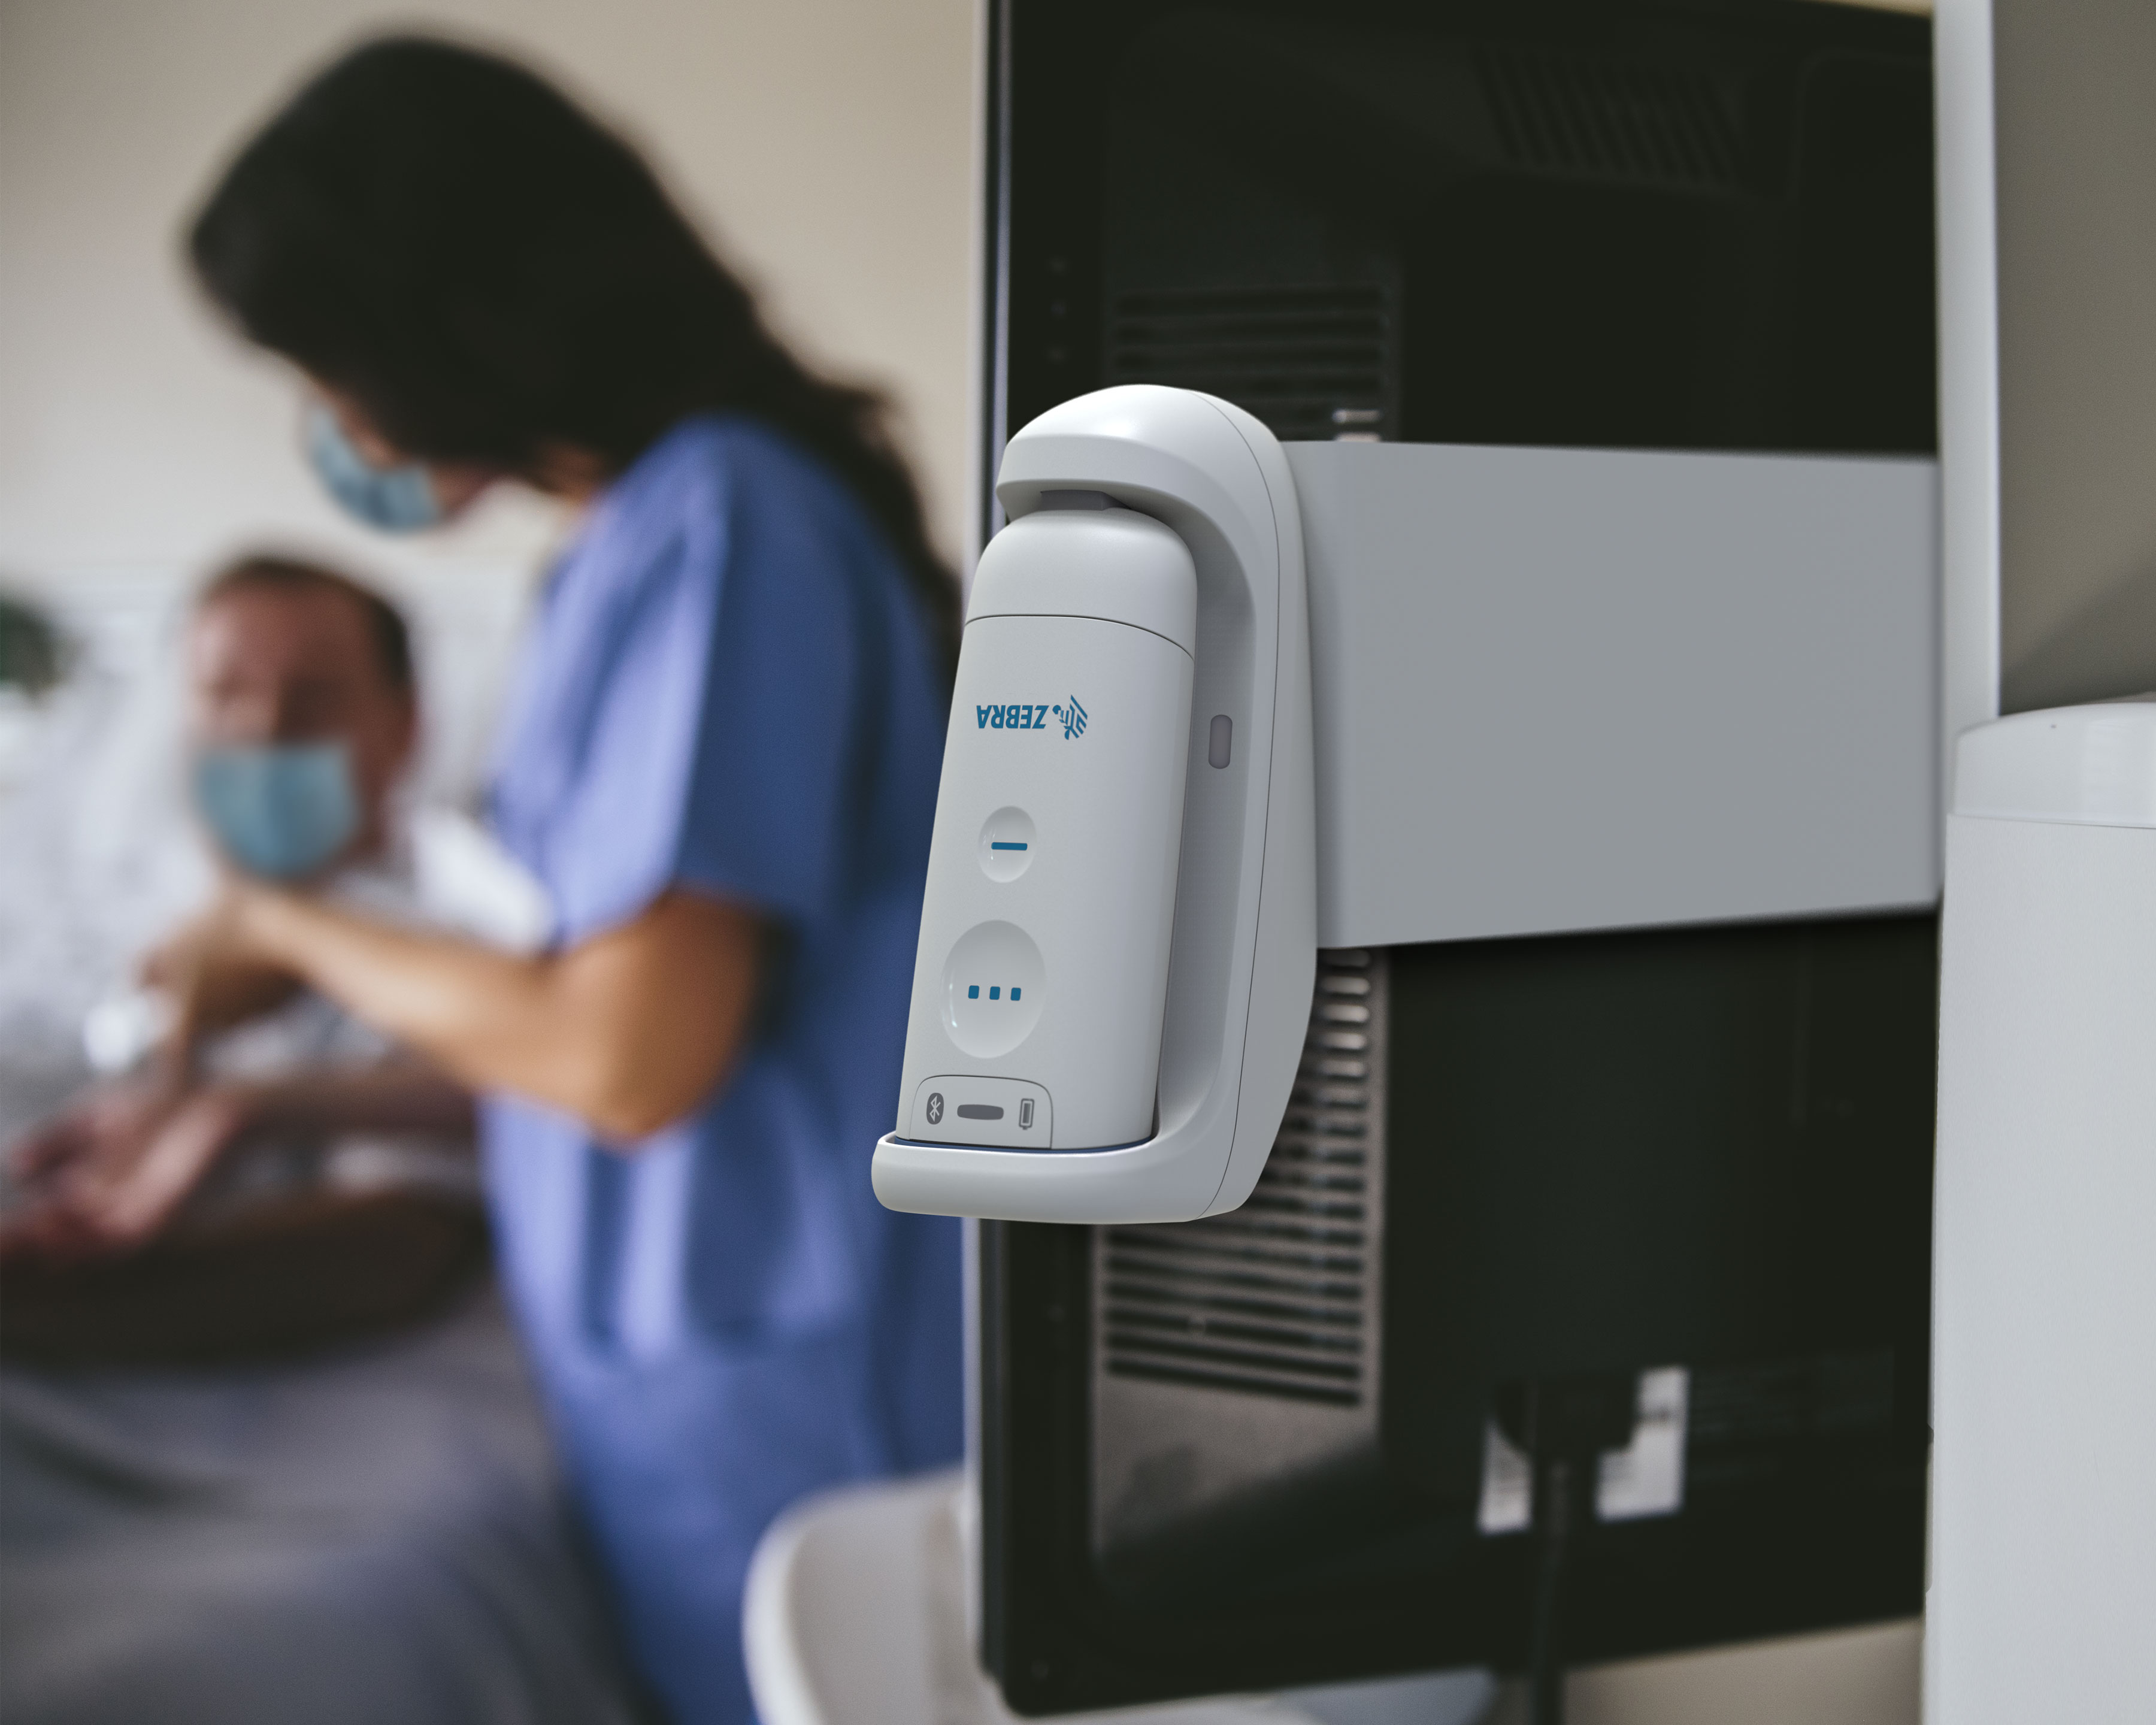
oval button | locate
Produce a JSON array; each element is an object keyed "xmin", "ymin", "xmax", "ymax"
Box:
[
  {"xmin": 941, "ymin": 922, "xmax": 1045, "ymax": 1057},
  {"xmin": 978, "ymin": 806, "xmax": 1037, "ymax": 881}
]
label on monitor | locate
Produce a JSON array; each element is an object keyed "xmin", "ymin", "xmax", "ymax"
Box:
[
  {"xmin": 1476, "ymin": 1366, "xmax": 1691, "ymax": 1533},
  {"xmin": 1596, "ymin": 1366, "xmax": 1689, "ymax": 1521}
]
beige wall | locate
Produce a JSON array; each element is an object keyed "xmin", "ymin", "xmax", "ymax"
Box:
[
  {"xmin": 1486, "ymin": 1621, "xmax": 1920, "ymax": 1725},
  {"xmin": 1991, "ymin": 0, "xmax": 2156, "ymax": 711}
]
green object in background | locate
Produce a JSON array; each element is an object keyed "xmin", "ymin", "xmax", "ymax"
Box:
[{"xmin": 0, "ymin": 592, "xmax": 63, "ymax": 693}]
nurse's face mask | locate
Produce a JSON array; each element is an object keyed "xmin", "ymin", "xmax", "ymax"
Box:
[
  {"xmin": 303, "ymin": 401, "xmax": 444, "ymax": 534},
  {"xmin": 192, "ymin": 742, "xmax": 361, "ymax": 881}
]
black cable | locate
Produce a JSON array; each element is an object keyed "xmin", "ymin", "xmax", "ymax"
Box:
[
  {"xmin": 1528, "ymin": 1452, "xmax": 1576, "ymax": 1725},
  {"xmin": 1501, "ymin": 1374, "xmax": 1637, "ymax": 1725}
]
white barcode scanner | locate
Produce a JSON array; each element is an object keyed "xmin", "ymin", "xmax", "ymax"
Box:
[{"xmin": 873, "ymin": 385, "xmax": 1316, "ymax": 1224}]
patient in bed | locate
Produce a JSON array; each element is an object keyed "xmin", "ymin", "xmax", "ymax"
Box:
[{"xmin": 0, "ymin": 556, "xmax": 644, "ymax": 1725}]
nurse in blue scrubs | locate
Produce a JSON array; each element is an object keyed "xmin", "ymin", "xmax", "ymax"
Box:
[{"xmin": 155, "ymin": 37, "xmax": 963, "ymax": 1723}]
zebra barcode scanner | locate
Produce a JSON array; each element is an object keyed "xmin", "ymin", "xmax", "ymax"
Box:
[{"xmin": 873, "ymin": 386, "xmax": 1316, "ymax": 1224}]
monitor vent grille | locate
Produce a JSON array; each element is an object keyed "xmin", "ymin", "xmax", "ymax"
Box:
[
  {"xmin": 1477, "ymin": 45, "xmax": 1740, "ymax": 192},
  {"xmin": 1101, "ymin": 952, "xmax": 1386, "ymax": 1408},
  {"xmin": 1105, "ymin": 285, "xmax": 1394, "ymax": 443}
]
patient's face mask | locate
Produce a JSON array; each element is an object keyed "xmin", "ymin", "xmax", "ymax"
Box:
[
  {"xmin": 303, "ymin": 402, "xmax": 444, "ymax": 534},
  {"xmin": 192, "ymin": 742, "xmax": 361, "ymax": 881}
]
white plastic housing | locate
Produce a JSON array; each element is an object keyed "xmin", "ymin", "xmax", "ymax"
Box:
[
  {"xmin": 874, "ymin": 386, "xmax": 1318, "ymax": 1224},
  {"xmin": 897, "ymin": 506, "xmax": 1197, "ymax": 1151},
  {"xmin": 1285, "ymin": 442, "xmax": 1943, "ymax": 946},
  {"xmin": 1929, "ymin": 698, "xmax": 2156, "ymax": 1725}
]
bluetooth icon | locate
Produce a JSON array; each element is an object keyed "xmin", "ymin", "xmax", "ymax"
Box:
[{"xmin": 926, "ymin": 1092, "xmax": 944, "ymax": 1125}]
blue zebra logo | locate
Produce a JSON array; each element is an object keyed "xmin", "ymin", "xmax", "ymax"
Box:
[{"xmin": 1053, "ymin": 696, "xmax": 1088, "ymax": 740}]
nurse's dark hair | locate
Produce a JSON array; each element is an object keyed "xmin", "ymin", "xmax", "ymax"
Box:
[
  {"xmin": 186, "ymin": 35, "xmax": 960, "ymax": 671},
  {"xmin": 197, "ymin": 554, "xmax": 415, "ymax": 695}
]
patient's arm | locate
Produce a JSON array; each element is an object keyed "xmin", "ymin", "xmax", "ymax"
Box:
[
  {"xmin": 2, "ymin": 1062, "xmax": 471, "ymax": 1259},
  {"xmin": 220, "ymin": 1065, "xmax": 474, "ymax": 1137}
]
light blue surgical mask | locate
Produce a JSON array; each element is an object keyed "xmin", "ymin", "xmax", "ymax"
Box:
[
  {"xmin": 192, "ymin": 742, "xmax": 361, "ymax": 881},
  {"xmin": 302, "ymin": 402, "xmax": 443, "ymax": 534}
]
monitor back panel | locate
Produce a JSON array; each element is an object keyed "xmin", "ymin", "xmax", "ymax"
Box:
[
  {"xmin": 979, "ymin": 0, "xmax": 1938, "ymax": 1711},
  {"xmin": 986, "ymin": 916, "xmax": 1936, "ymax": 1712}
]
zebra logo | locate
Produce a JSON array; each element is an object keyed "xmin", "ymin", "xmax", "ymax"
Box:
[{"xmin": 1052, "ymin": 696, "xmax": 1088, "ymax": 740}]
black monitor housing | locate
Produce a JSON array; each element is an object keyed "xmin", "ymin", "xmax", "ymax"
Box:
[{"xmin": 976, "ymin": 0, "xmax": 1938, "ymax": 1712}]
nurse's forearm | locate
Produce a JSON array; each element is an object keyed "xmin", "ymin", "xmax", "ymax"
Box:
[{"xmin": 232, "ymin": 886, "xmax": 761, "ymax": 1141}]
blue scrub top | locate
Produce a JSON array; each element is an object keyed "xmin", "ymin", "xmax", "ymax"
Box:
[{"xmin": 482, "ymin": 414, "xmax": 962, "ymax": 1724}]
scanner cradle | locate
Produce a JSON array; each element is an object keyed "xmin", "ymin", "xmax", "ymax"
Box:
[{"xmin": 873, "ymin": 385, "xmax": 1317, "ymax": 1225}]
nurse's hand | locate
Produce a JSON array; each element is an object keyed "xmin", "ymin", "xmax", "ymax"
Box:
[
  {"xmin": 144, "ymin": 884, "xmax": 303, "ymax": 1040},
  {"xmin": 1, "ymin": 1078, "xmax": 258, "ymax": 1258}
]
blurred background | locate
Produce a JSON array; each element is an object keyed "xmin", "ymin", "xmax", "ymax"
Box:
[
  {"xmin": 1, "ymin": 13, "xmax": 979, "ymax": 1720},
  {"xmin": 13, "ymin": 1, "xmax": 2145, "ymax": 1721},
  {"xmin": 0, "ymin": 0, "xmax": 974, "ymax": 1134}
]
